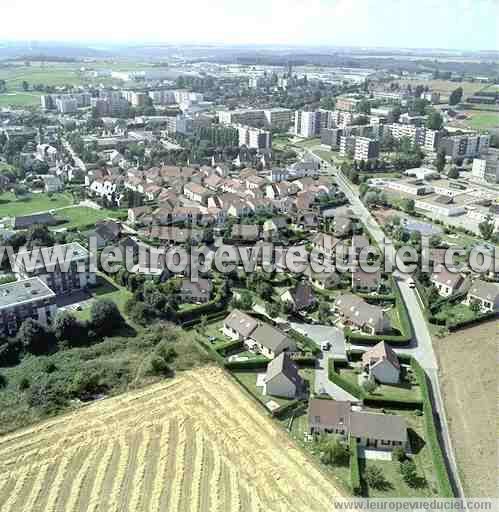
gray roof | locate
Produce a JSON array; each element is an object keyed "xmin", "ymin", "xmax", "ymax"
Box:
[
  {"xmin": 468, "ymin": 279, "xmax": 499, "ymax": 302},
  {"xmin": 265, "ymin": 353, "xmax": 303, "ymax": 387},
  {"xmin": 0, "ymin": 277, "xmax": 55, "ymax": 309},
  {"xmin": 250, "ymin": 323, "xmax": 291, "ymax": 352},
  {"xmin": 308, "ymin": 399, "xmax": 407, "ymax": 443},
  {"xmin": 334, "ymin": 294, "xmax": 385, "ymax": 329},
  {"xmin": 350, "ymin": 411, "xmax": 407, "ymax": 444},
  {"xmin": 14, "ymin": 243, "xmax": 90, "ymax": 273},
  {"xmin": 224, "ymin": 309, "xmax": 258, "ymax": 338},
  {"xmin": 308, "ymin": 399, "xmax": 352, "ymax": 429}
]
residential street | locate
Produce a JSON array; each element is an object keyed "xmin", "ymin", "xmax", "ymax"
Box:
[{"xmin": 309, "ymin": 149, "xmax": 465, "ymax": 499}]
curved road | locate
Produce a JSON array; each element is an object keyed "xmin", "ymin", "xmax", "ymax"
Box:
[{"xmin": 308, "ymin": 149, "xmax": 466, "ymax": 500}]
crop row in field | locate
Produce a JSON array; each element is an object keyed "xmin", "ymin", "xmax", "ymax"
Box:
[{"xmin": 0, "ymin": 367, "xmax": 342, "ymax": 511}]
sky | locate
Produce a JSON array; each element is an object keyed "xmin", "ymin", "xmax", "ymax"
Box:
[{"xmin": 0, "ymin": 0, "xmax": 498, "ymax": 51}]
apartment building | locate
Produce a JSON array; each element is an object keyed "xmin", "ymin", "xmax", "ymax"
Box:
[
  {"xmin": 218, "ymin": 109, "xmax": 265, "ymax": 126},
  {"xmin": 263, "ymin": 108, "xmax": 293, "ymax": 130},
  {"xmin": 0, "ymin": 278, "xmax": 57, "ymax": 337},
  {"xmin": 472, "ymin": 149, "xmax": 499, "ymax": 183},
  {"xmin": 354, "ymin": 137, "xmax": 380, "ymax": 161},
  {"xmin": 237, "ymin": 125, "xmax": 271, "ymax": 149},
  {"xmin": 12, "ymin": 243, "xmax": 96, "ymax": 296},
  {"xmin": 386, "ymin": 123, "xmax": 426, "ymax": 146},
  {"xmin": 440, "ymin": 134, "xmax": 490, "ymax": 160},
  {"xmin": 336, "ymin": 96, "xmax": 360, "ymax": 112},
  {"xmin": 294, "ymin": 111, "xmax": 319, "ymax": 138},
  {"xmin": 339, "ymin": 135, "xmax": 356, "ymax": 157}
]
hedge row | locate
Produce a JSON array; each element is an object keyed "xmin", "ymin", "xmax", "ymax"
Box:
[
  {"xmin": 180, "ymin": 311, "xmax": 227, "ymax": 329},
  {"xmin": 271, "ymin": 399, "xmax": 304, "ymax": 419},
  {"xmin": 429, "ymin": 290, "xmax": 468, "ymax": 315},
  {"xmin": 215, "ymin": 339, "xmax": 244, "ymax": 357},
  {"xmin": 447, "ymin": 311, "xmax": 498, "ymax": 331},
  {"xmin": 349, "ymin": 437, "xmax": 362, "ymax": 496},
  {"xmin": 328, "ymin": 359, "xmax": 364, "ymax": 400},
  {"xmin": 346, "ymin": 330, "xmax": 411, "ymax": 346},
  {"xmin": 411, "ymin": 359, "xmax": 454, "ymax": 498},
  {"xmin": 429, "ymin": 310, "xmax": 498, "ymax": 330},
  {"xmin": 224, "ymin": 358, "xmax": 269, "ymax": 370},
  {"xmin": 176, "ymin": 292, "xmax": 229, "ymax": 323},
  {"xmin": 288, "ymin": 329, "xmax": 322, "ymax": 356}
]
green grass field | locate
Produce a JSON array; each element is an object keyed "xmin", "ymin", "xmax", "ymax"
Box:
[
  {"xmin": 74, "ymin": 275, "xmax": 133, "ymax": 322},
  {"xmin": 0, "ymin": 61, "xmax": 168, "ymax": 107},
  {"xmin": 463, "ymin": 110, "xmax": 499, "ymax": 130},
  {"xmin": 0, "ymin": 92, "xmax": 41, "ymax": 107},
  {"xmin": 0, "ymin": 192, "xmax": 73, "ymax": 218},
  {"xmin": 55, "ymin": 206, "xmax": 126, "ymax": 229}
]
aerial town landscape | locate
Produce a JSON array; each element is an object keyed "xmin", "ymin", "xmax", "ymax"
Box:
[{"xmin": 0, "ymin": 1, "xmax": 497, "ymax": 510}]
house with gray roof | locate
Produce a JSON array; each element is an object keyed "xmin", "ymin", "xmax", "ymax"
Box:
[
  {"xmin": 308, "ymin": 398, "xmax": 408, "ymax": 449},
  {"xmin": 223, "ymin": 309, "xmax": 258, "ymax": 340},
  {"xmin": 279, "ymin": 282, "xmax": 316, "ymax": 311},
  {"xmin": 248, "ymin": 322, "xmax": 296, "ymax": 359},
  {"xmin": 465, "ymin": 279, "xmax": 499, "ymax": 312},
  {"xmin": 264, "ymin": 353, "xmax": 303, "ymax": 398},
  {"xmin": 334, "ymin": 294, "xmax": 390, "ymax": 335}
]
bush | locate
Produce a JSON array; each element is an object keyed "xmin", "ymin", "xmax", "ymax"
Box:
[
  {"xmin": 319, "ymin": 435, "xmax": 349, "ymax": 466},
  {"xmin": 19, "ymin": 377, "xmax": 30, "ymax": 391},
  {"xmin": 392, "ymin": 446, "xmax": 406, "ymax": 462},
  {"xmin": 54, "ymin": 311, "xmax": 86, "ymax": 344},
  {"xmin": 400, "ymin": 459, "xmax": 420, "ymax": 488},
  {"xmin": 349, "ymin": 438, "xmax": 362, "ymax": 496},
  {"xmin": 0, "ymin": 373, "xmax": 7, "ymax": 388},
  {"xmin": 365, "ymin": 465, "xmax": 388, "ymax": 489}
]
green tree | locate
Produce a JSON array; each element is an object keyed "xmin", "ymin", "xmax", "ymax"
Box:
[
  {"xmin": 400, "ymin": 459, "xmax": 424, "ymax": 488},
  {"xmin": 401, "ymin": 198, "xmax": 415, "ymax": 214},
  {"xmin": 53, "ymin": 311, "xmax": 86, "ymax": 344},
  {"xmin": 478, "ymin": 215, "xmax": 495, "ymax": 240},
  {"xmin": 90, "ymin": 299, "xmax": 124, "ymax": 336},
  {"xmin": 448, "ymin": 167, "xmax": 459, "ymax": 179},
  {"xmin": 319, "ymin": 436, "xmax": 349, "ymax": 466},
  {"xmin": 427, "ymin": 110, "xmax": 443, "ymax": 130},
  {"xmin": 449, "ymin": 87, "xmax": 463, "ymax": 106},
  {"xmin": 16, "ymin": 319, "xmax": 57, "ymax": 356},
  {"xmin": 22, "ymin": 80, "xmax": 29, "ymax": 91},
  {"xmin": 436, "ymin": 150, "xmax": 446, "ymax": 173}
]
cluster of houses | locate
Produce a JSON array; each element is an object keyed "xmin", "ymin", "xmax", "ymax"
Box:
[
  {"xmin": 116, "ymin": 163, "xmax": 337, "ymax": 234},
  {"xmin": 430, "ymin": 269, "xmax": 499, "ymax": 313}
]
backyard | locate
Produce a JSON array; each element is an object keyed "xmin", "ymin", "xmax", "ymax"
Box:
[
  {"xmin": 360, "ymin": 409, "xmax": 439, "ymax": 498},
  {"xmin": 335, "ymin": 363, "xmax": 421, "ymax": 402}
]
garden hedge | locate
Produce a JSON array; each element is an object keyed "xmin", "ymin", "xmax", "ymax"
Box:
[
  {"xmin": 224, "ymin": 358, "xmax": 269, "ymax": 370},
  {"xmin": 328, "ymin": 359, "xmax": 364, "ymax": 400},
  {"xmin": 349, "ymin": 437, "xmax": 362, "ymax": 496},
  {"xmin": 411, "ymin": 359, "xmax": 454, "ymax": 497}
]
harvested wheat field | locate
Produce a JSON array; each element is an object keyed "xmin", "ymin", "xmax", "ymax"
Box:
[
  {"xmin": 0, "ymin": 366, "xmax": 343, "ymax": 511},
  {"xmin": 434, "ymin": 321, "xmax": 497, "ymax": 498}
]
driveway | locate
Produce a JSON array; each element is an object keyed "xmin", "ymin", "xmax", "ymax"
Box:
[
  {"xmin": 290, "ymin": 321, "xmax": 347, "ymax": 360},
  {"xmin": 314, "ymin": 351, "xmax": 359, "ymax": 401}
]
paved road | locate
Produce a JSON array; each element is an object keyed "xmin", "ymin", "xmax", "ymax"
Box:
[{"xmin": 309, "ymin": 149, "xmax": 465, "ymax": 500}]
